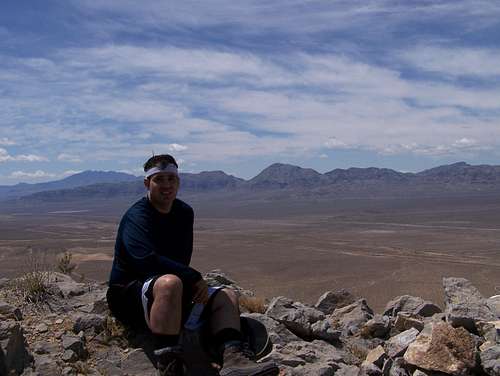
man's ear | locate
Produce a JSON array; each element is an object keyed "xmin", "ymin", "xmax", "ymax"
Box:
[{"xmin": 144, "ymin": 178, "xmax": 150, "ymax": 190}]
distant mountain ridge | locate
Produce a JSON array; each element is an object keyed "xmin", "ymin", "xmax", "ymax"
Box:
[
  {"xmin": 0, "ymin": 170, "xmax": 139, "ymax": 200},
  {"xmin": 2, "ymin": 162, "xmax": 500, "ymax": 203}
]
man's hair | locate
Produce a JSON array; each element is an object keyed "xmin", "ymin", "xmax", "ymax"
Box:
[{"xmin": 143, "ymin": 154, "xmax": 178, "ymax": 172}]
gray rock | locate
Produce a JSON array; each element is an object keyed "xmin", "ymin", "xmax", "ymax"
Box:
[
  {"xmin": 61, "ymin": 334, "xmax": 87, "ymax": 359},
  {"xmin": 0, "ymin": 320, "xmax": 31, "ymax": 375},
  {"xmin": 262, "ymin": 339, "xmax": 346, "ymax": 371},
  {"xmin": 33, "ymin": 354, "xmax": 62, "ymax": 376},
  {"xmin": 61, "ymin": 349, "xmax": 78, "ymax": 363},
  {"xmin": 384, "ymin": 296, "xmax": 426, "ymax": 317},
  {"xmin": 33, "ymin": 341, "xmax": 59, "ymax": 355},
  {"xmin": 310, "ymin": 319, "xmax": 341, "ymax": 343},
  {"xmin": 362, "ymin": 345, "xmax": 387, "ymax": 368},
  {"xmin": 330, "ymin": 299, "xmax": 374, "ymax": 336},
  {"xmin": 96, "ymin": 359, "xmax": 125, "ymax": 376},
  {"xmin": 266, "ymin": 297, "xmax": 325, "ymax": 339},
  {"xmin": 72, "ymin": 313, "xmax": 106, "ymax": 334},
  {"xmin": 385, "ymin": 328, "xmax": 419, "ymax": 358},
  {"xmin": 121, "ymin": 348, "xmax": 156, "ymax": 376},
  {"xmin": 314, "ymin": 290, "xmax": 356, "ymax": 315},
  {"xmin": 242, "ymin": 312, "xmax": 300, "ymax": 346},
  {"xmin": 404, "ymin": 321, "xmax": 476, "ymax": 375},
  {"xmin": 388, "ymin": 358, "xmax": 410, "ymax": 376},
  {"xmin": 480, "ymin": 344, "xmax": 500, "ymax": 376},
  {"xmin": 361, "ymin": 315, "xmax": 391, "ymax": 338},
  {"xmin": 487, "ymin": 295, "xmax": 500, "ymax": 318},
  {"xmin": 335, "ymin": 364, "xmax": 360, "ymax": 376},
  {"xmin": 52, "ymin": 272, "xmax": 87, "ymax": 298},
  {"xmin": 359, "ymin": 363, "xmax": 383, "ymax": 376},
  {"xmin": 443, "ymin": 277, "xmax": 497, "ymax": 333},
  {"xmin": 35, "ymin": 323, "xmax": 48, "ymax": 333},
  {"xmin": 414, "ymin": 302, "xmax": 442, "ymax": 317},
  {"xmin": 0, "ymin": 301, "xmax": 22, "ymax": 321},
  {"xmin": 394, "ymin": 313, "xmax": 424, "ymax": 333}
]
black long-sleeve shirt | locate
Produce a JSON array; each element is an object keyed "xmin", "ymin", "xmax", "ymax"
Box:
[{"xmin": 109, "ymin": 197, "xmax": 202, "ymax": 287}]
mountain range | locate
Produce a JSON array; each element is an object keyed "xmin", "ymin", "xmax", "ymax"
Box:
[{"xmin": 1, "ymin": 162, "xmax": 500, "ymax": 203}]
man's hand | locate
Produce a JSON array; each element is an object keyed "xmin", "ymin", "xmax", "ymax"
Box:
[{"xmin": 192, "ymin": 278, "xmax": 209, "ymax": 304}]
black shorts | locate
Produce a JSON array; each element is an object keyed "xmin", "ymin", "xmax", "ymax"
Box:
[{"xmin": 106, "ymin": 276, "xmax": 221, "ymax": 331}]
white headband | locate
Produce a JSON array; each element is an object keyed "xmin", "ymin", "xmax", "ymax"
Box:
[{"xmin": 144, "ymin": 163, "xmax": 178, "ymax": 179}]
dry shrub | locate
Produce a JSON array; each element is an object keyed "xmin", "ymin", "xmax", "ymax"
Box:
[
  {"xmin": 17, "ymin": 249, "xmax": 52, "ymax": 303},
  {"xmin": 239, "ymin": 296, "xmax": 267, "ymax": 314},
  {"xmin": 56, "ymin": 250, "xmax": 76, "ymax": 274}
]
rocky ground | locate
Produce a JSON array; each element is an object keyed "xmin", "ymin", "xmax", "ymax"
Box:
[{"xmin": 0, "ymin": 271, "xmax": 499, "ymax": 376}]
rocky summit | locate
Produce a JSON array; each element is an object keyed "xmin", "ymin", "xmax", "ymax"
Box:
[{"xmin": 0, "ymin": 272, "xmax": 499, "ymax": 376}]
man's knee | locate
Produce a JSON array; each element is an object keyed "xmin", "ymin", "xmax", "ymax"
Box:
[
  {"xmin": 153, "ymin": 274, "xmax": 183, "ymax": 299},
  {"xmin": 213, "ymin": 288, "xmax": 239, "ymax": 309}
]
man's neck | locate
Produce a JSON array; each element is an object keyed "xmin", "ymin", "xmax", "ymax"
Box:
[{"xmin": 147, "ymin": 194, "xmax": 173, "ymax": 214}]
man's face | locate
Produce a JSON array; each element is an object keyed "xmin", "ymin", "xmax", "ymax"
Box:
[{"xmin": 144, "ymin": 172, "xmax": 179, "ymax": 209}]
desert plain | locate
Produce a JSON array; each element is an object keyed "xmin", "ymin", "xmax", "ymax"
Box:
[{"xmin": 1, "ymin": 193, "xmax": 499, "ymax": 312}]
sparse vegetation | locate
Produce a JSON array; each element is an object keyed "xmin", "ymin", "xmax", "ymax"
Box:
[
  {"xmin": 239, "ymin": 296, "xmax": 267, "ymax": 314},
  {"xmin": 16, "ymin": 249, "xmax": 52, "ymax": 303},
  {"xmin": 56, "ymin": 250, "xmax": 76, "ymax": 275}
]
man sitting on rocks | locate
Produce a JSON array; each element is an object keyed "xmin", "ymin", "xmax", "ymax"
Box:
[{"xmin": 107, "ymin": 154, "xmax": 278, "ymax": 376}]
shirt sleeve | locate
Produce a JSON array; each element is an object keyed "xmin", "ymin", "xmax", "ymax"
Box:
[{"xmin": 120, "ymin": 213, "xmax": 201, "ymax": 285}]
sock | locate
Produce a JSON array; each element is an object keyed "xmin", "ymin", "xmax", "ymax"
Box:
[
  {"xmin": 154, "ymin": 334, "xmax": 179, "ymax": 350},
  {"xmin": 213, "ymin": 328, "xmax": 243, "ymax": 351}
]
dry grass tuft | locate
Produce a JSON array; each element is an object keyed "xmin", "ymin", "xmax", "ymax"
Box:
[
  {"xmin": 239, "ymin": 296, "xmax": 267, "ymax": 314},
  {"xmin": 56, "ymin": 250, "xmax": 76, "ymax": 275},
  {"xmin": 16, "ymin": 249, "xmax": 52, "ymax": 303}
]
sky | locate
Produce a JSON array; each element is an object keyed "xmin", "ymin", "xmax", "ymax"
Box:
[{"xmin": 1, "ymin": 0, "xmax": 500, "ymax": 184}]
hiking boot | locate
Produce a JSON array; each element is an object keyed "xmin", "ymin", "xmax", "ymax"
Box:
[
  {"xmin": 219, "ymin": 342, "xmax": 279, "ymax": 376},
  {"xmin": 155, "ymin": 346, "xmax": 186, "ymax": 376}
]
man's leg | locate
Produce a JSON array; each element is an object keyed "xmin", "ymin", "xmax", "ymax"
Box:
[
  {"xmin": 206, "ymin": 289, "xmax": 279, "ymax": 376},
  {"xmin": 207, "ymin": 288, "xmax": 240, "ymax": 335},
  {"xmin": 149, "ymin": 274, "xmax": 183, "ymax": 335},
  {"xmin": 148, "ymin": 275, "xmax": 186, "ymax": 375}
]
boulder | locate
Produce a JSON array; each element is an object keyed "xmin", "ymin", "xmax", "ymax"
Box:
[
  {"xmin": 0, "ymin": 320, "xmax": 31, "ymax": 375},
  {"xmin": 73, "ymin": 313, "xmax": 106, "ymax": 334},
  {"xmin": 0, "ymin": 301, "xmax": 22, "ymax": 321},
  {"xmin": 335, "ymin": 364, "xmax": 360, "ymax": 376},
  {"xmin": 262, "ymin": 339, "xmax": 347, "ymax": 372},
  {"xmin": 242, "ymin": 312, "xmax": 301, "ymax": 346},
  {"xmin": 361, "ymin": 345, "xmax": 387, "ymax": 368},
  {"xmin": 487, "ymin": 295, "xmax": 500, "ymax": 318},
  {"xmin": 361, "ymin": 315, "xmax": 391, "ymax": 338},
  {"xmin": 443, "ymin": 277, "xmax": 497, "ymax": 333},
  {"xmin": 310, "ymin": 319, "xmax": 341, "ymax": 343},
  {"xmin": 61, "ymin": 333, "xmax": 87, "ymax": 359},
  {"xmin": 266, "ymin": 297, "xmax": 325, "ymax": 339},
  {"xmin": 480, "ymin": 344, "xmax": 500, "ymax": 376},
  {"xmin": 52, "ymin": 272, "xmax": 87, "ymax": 298},
  {"xmin": 314, "ymin": 290, "xmax": 356, "ymax": 314},
  {"xmin": 404, "ymin": 321, "xmax": 476, "ymax": 375},
  {"xmin": 384, "ymin": 296, "xmax": 425, "ymax": 317},
  {"xmin": 121, "ymin": 348, "xmax": 156, "ymax": 376},
  {"xmin": 384, "ymin": 327, "xmax": 419, "ymax": 358},
  {"xmin": 394, "ymin": 313, "xmax": 424, "ymax": 333},
  {"xmin": 387, "ymin": 357, "xmax": 410, "ymax": 376},
  {"xmin": 330, "ymin": 299, "xmax": 374, "ymax": 336}
]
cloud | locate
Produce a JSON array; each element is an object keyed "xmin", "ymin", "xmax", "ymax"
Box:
[
  {"xmin": 402, "ymin": 47, "xmax": 500, "ymax": 77},
  {"xmin": 57, "ymin": 153, "xmax": 82, "ymax": 163},
  {"xmin": 0, "ymin": 137, "xmax": 15, "ymax": 146},
  {"xmin": 10, "ymin": 170, "xmax": 56, "ymax": 179},
  {"xmin": 0, "ymin": 148, "xmax": 48, "ymax": 163},
  {"xmin": 167, "ymin": 143, "xmax": 187, "ymax": 152}
]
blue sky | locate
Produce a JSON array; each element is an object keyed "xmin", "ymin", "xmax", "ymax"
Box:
[{"xmin": 1, "ymin": 1, "xmax": 500, "ymax": 184}]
